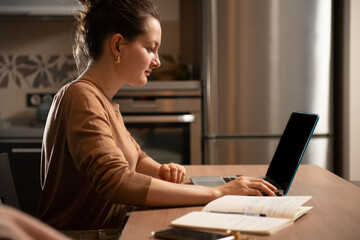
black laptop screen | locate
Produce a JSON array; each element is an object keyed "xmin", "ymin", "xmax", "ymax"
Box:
[{"xmin": 265, "ymin": 112, "xmax": 319, "ymax": 194}]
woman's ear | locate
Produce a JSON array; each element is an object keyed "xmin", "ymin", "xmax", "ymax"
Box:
[{"xmin": 110, "ymin": 33, "xmax": 123, "ymax": 59}]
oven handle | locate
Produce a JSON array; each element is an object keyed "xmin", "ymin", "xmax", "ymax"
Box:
[
  {"xmin": 123, "ymin": 114, "xmax": 195, "ymax": 123},
  {"xmin": 11, "ymin": 148, "xmax": 42, "ymax": 153}
]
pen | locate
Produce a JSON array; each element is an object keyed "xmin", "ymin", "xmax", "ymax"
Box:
[{"xmin": 210, "ymin": 211, "xmax": 267, "ymax": 217}]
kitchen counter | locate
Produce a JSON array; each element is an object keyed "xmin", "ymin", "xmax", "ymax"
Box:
[{"xmin": 0, "ymin": 120, "xmax": 44, "ymax": 139}]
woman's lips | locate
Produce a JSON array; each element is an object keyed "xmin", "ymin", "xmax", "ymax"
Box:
[{"xmin": 145, "ymin": 70, "xmax": 152, "ymax": 76}]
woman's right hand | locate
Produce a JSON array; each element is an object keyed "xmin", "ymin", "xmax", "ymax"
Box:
[{"xmin": 214, "ymin": 176, "xmax": 277, "ymax": 196}]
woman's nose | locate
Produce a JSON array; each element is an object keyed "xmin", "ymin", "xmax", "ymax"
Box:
[{"xmin": 151, "ymin": 58, "xmax": 161, "ymax": 69}]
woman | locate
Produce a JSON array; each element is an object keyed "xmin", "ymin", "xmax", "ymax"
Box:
[{"xmin": 39, "ymin": 0, "xmax": 277, "ymax": 238}]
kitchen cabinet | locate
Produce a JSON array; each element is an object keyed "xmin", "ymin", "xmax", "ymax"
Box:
[
  {"xmin": 0, "ymin": 0, "xmax": 82, "ymax": 16},
  {"xmin": 0, "ymin": 125, "xmax": 43, "ymax": 217}
]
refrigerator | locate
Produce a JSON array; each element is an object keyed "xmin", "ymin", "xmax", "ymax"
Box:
[{"xmin": 202, "ymin": 0, "xmax": 333, "ymax": 170}]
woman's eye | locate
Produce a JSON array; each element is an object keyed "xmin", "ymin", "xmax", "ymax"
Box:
[{"xmin": 147, "ymin": 47, "xmax": 155, "ymax": 53}]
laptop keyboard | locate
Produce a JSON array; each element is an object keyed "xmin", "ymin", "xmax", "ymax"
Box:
[
  {"xmin": 222, "ymin": 177, "xmax": 237, "ymax": 183},
  {"xmin": 259, "ymin": 189, "xmax": 284, "ymax": 196}
]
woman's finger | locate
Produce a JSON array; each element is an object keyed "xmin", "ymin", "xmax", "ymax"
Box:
[
  {"xmin": 170, "ymin": 167, "xmax": 178, "ymax": 183},
  {"xmin": 247, "ymin": 181, "xmax": 276, "ymax": 196},
  {"xmin": 177, "ymin": 165, "xmax": 186, "ymax": 183},
  {"xmin": 159, "ymin": 164, "xmax": 171, "ymax": 181},
  {"xmin": 248, "ymin": 177, "xmax": 277, "ymax": 191}
]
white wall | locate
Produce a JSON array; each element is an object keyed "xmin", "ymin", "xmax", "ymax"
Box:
[
  {"xmin": 348, "ymin": 0, "xmax": 360, "ymax": 182},
  {"xmin": 0, "ymin": 19, "xmax": 76, "ymax": 120},
  {"xmin": 343, "ymin": 0, "xmax": 360, "ymax": 184}
]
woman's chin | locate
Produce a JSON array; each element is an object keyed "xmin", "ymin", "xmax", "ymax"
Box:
[
  {"xmin": 129, "ymin": 78, "xmax": 148, "ymax": 86},
  {"xmin": 138, "ymin": 77, "xmax": 148, "ymax": 86}
]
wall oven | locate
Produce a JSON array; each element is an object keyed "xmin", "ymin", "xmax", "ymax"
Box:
[{"xmin": 114, "ymin": 81, "xmax": 202, "ymax": 165}]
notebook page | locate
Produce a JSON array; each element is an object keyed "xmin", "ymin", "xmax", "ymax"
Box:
[
  {"xmin": 171, "ymin": 211, "xmax": 292, "ymax": 235},
  {"xmin": 202, "ymin": 196, "xmax": 312, "ymax": 219}
]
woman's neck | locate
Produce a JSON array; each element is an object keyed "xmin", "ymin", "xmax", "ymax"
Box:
[{"xmin": 81, "ymin": 62, "xmax": 125, "ymax": 100}]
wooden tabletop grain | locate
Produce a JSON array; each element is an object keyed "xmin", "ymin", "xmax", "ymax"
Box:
[{"xmin": 119, "ymin": 165, "xmax": 360, "ymax": 240}]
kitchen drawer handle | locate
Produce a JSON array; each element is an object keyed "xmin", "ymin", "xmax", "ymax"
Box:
[
  {"xmin": 11, "ymin": 148, "xmax": 42, "ymax": 153},
  {"xmin": 123, "ymin": 114, "xmax": 195, "ymax": 123},
  {"xmin": 131, "ymin": 102, "xmax": 157, "ymax": 109}
]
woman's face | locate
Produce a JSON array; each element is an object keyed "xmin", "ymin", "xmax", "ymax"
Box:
[{"xmin": 118, "ymin": 17, "xmax": 161, "ymax": 86}]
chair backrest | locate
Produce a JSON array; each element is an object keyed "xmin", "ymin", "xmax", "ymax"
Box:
[{"xmin": 0, "ymin": 152, "xmax": 20, "ymax": 208}]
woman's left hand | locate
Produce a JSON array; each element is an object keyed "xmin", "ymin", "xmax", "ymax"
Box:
[{"xmin": 158, "ymin": 163, "xmax": 186, "ymax": 183}]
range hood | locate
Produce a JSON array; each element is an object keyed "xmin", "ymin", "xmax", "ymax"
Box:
[{"xmin": 0, "ymin": 0, "xmax": 83, "ymax": 16}]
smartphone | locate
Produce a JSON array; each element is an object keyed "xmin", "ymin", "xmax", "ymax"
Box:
[{"xmin": 152, "ymin": 227, "xmax": 234, "ymax": 240}]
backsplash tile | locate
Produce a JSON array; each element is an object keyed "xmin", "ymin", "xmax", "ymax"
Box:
[{"xmin": 0, "ymin": 54, "xmax": 76, "ymax": 89}]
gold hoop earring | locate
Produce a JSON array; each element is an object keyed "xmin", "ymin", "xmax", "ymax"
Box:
[{"xmin": 114, "ymin": 56, "xmax": 121, "ymax": 64}]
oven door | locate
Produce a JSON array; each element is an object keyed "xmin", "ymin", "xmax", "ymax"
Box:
[{"xmin": 123, "ymin": 114, "xmax": 198, "ymax": 165}]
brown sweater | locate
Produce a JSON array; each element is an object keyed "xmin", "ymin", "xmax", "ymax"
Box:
[{"xmin": 38, "ymin": 78, "xmax": 152, "ymax": 230}]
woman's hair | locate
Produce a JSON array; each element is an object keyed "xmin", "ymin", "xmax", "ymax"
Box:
[{"xmin": 74, "ymin": 0, "xmax": 160, "ymax": 72}]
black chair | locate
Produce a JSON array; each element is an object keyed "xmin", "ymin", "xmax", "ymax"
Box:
[{"xmin": 0, "ymin": 152, "xmax": 20, "ymax": 208}]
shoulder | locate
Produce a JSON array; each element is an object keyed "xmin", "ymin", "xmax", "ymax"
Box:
[
  {"xmin": 57, "ymin": 79, "xmax": 102, "ymax": 102},
  {"xmin": 53, "ymin": 79, "xmax": 107, "ymax": 113},
  {"xmin": 65, "ymin": 79, "xmax": 100, "ymax": 96}
]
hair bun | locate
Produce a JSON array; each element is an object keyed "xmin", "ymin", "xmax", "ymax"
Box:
[{"xmin": 78, "ymin": 0, "xmax": 100, "ymax": 10}]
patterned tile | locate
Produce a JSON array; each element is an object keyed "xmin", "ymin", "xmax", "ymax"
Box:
[{"xmin": 0, "ymin": 54, "xmax": 76, "ymax": 89}]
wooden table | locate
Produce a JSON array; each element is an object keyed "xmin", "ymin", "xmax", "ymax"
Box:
[{"xmin": 119, "ymin": 165, "xmax": 360, "ymax": 240}]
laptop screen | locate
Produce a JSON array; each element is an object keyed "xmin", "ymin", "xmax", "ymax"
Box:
[{"xmin": 265, "ymin": 112, "xmax": 319, "ymax": 194}]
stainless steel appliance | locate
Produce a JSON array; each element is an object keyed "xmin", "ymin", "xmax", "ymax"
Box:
[
  {"xmin": 203, "ymin": 0, "xmax": 333, "ymax": 169},
  {"xmin": 114, "ymin": 81, "xmax": 202, "ymax": 165}
]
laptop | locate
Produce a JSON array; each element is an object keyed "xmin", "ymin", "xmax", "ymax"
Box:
[{"xmin": 191, "ymin": 111, "xmax": 319, "ymax": 196}]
